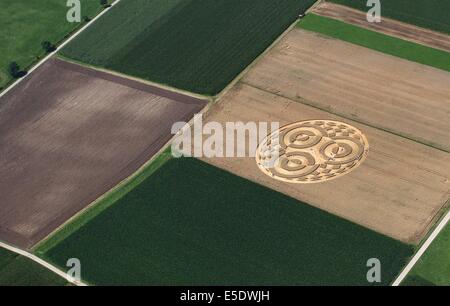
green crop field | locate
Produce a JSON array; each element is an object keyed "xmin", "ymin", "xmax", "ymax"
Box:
[
  {"xmin": 59, "ymin": 0, "xmax": 316, "ymax": 96},
  {"xmin": 0, "ymin": 0, "xmax": 104, "ymax": 90},
  {"xmin": 298, "ymin": 14, "xmax": 450, "ymax": 72},
  {"xmin": 403, "ymin": 222, "xmax": 449, "ymax": 286},
  {"xmin": 329, "ymin": 0, "xmax": 450, "ymax": 34},
  {"xmin": 37, "ymin": 157, "xmax": 413, "ymax": 286},
  {"xmin": 0, "ymin": 248, "xmax": 66, "ymax": 286}
]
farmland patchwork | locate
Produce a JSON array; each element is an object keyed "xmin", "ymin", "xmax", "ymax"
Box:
[
  {"xmin": 38, "ymin": 158, "xmax": 413, "ymax": 286},
  {"xmin": 59, "ymin": 0, "xmax": 317, "ymax": 95},
  {"xmin": 0, "ymin": 0, "xmax": 449, "ymax": 286},
  {"xmin": 0, "ymin": 58, "xmax": 207, "ymax": 249}
]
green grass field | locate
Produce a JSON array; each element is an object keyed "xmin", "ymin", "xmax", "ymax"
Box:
[
  {"xmin": 59, "ymin": 0, "xmax": 316, "ymax": 96},
  {"xmin": 403, "ymin": 222, "xmax": 449, "ymax": 286},
  {"xmin": 0, "ymin": 0, "xmax": 103, "ymax": 90},
  {"xmin": 329, "ymin": 0, "xmax": 450, "ymax": 34},
  {"xmin": 37, "ymin": 157, "xmax": 413, "ymax": 285},
  {"xmin": 0, "ymin": 248, "xmax": 66, "ymax": 286},
  {"xmin": 298, "ymin": 14, "xmax": 450, "ymax": 72}
]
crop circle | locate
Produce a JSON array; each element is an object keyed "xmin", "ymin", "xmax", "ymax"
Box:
[{"xmin": 255, "ymin": 120, "xmax": 369, "ymax": 183}]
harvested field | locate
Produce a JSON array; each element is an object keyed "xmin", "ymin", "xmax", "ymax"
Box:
[
  {"xmin": 328, "ymin": 0, "xmax": 450, "ymax": 35},
  {"xmin": 243, "ymin": 28, "xmax": 450, "ymax": 153},
  {"xmin": 0, "ymin": 58, "xmax": 207, "ymax": 249},
  {"xmin": 298, "ymin": 14, "xmax": 450, "ymax": 73},
  {"xmin": 38, "ymin": 158, "xmax": 413, "ymax": 286},
  {"xmin": 60, "ymin": 0, "xmax": 317, "ymax": 95},
  {"xmin": 201, "ymin": 82, "xmax": 450, "ymax": 244},
  {"xmin": 313, "ymin": 2, "xmax": 450, "ymax": 52}
]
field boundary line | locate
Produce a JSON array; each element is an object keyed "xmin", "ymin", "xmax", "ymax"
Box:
[
  {"xmin": 0, "ymin": 0, "xmax": 123, "ymax": 100},
  {"xmin": 0, "ymin": 240, "xmax": 86, "ymax": 286},
  {"xmin": 243, "ymin": 81, "xmax": 450, "ymax": 155},
  {"xmin": 392, "ymin": 210, "xmax": 449, "ymax": 286},
  {"xmin": 214, "ymin": 0, "xmax": 321, "ymax": 101},
  {"xmin": 315, "ymin": 2, "xmax": 450, "ymax": 52},
  {"xmin": 56, "ymin": 55, "xmax": 212, "ymax": 102},
  {"xmin": 34, "ymin": 101, "xmax": 213, "ymax": 253}
]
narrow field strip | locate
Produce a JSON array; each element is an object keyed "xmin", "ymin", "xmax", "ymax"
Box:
[
  {"xmin": 0, "ymin": 0, "xmax": 123, "ymax": 100},
  {"xmin": 297, "ymin": 14, "xmax": 450, "ymax": 72},
  {"xmin": 312, "ymin": 2, "xmax": 450, "ymax": 52},
  {"xmin": 0, "ymin": 241, "xmax": 83, "ymax": 286},
  {"xmin": 38, "ymin": 157, "xmax": 413, "ymax": 285},
  {"xmin": 393, "ymin": 210, "xmax": 450, "ymax": 286},
  {"xmin": 34, "ymin": 150, "xmax": 173, "ymax": 255},
  {"xmin": 328, "ymin": 0, "xmax": 450, "ymax": 35}
]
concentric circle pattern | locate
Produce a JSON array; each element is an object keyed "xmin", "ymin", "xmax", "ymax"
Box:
[{"xmin": 255, "ymin": 120, "xmax": 369, "ymax": 183}]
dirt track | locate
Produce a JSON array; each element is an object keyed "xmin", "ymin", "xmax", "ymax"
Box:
[
  {"xmin": 243, "ymin": 29, "xmax": 450, "ymax": 153},
  {"xmin": 201, "ymin": 83, "xmax": 450, "ymax": 244},
  {"xmin": 312, "ymin": 2, "xmax": 450, "ymax": 52},
  {"xmin": 0, "ymin": 58, "xmax": 207, "ymax": 249}
]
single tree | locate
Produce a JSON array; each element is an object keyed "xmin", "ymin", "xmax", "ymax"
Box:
[
  {"xmin": 100, "ymin": 0, "xmax": 108, "ymax": 6},
  {"xmin": 8, "ymin": 62, "xmax": 20, "ymax": 78},
  {"xmin": 41, "ymin": 41, "xmax": 56, "ymax": 53}
]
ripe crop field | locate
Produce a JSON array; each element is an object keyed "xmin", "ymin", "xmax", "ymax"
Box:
[
  {"xmin": 37, "ymin": 158, "xmax": 413, "ymax": 286},
  {"xmin": 201, "ymin": 82, "xmax": 450, "ymax": 244},
  {"xmin": 0, "ymin": 0, "xmax": 103, "ymax": 90},
  {"xmin": 403, "ymin": 221, "xmax": 450, "ymax": 286},
  {"xmin": 60, "ymin": 0, "xmax": 316, "ymax": 95},
  {"xmin": 0, "ymin": 58, "xmax": 207, "ymax": 249},
  {"xmin": 244, "ymin": 28, "xmax": 450, "ymax": 153},
  {"xmin": 329, "ymin": 0, "xmax": 450, "ymax": 34},
  {"xmin": 0, "ymin": 248, "xmax": 65, "ymax": 286},
  {"xmin": 298, "ymin": 14, "xmax": 450, "ymax": 72}
]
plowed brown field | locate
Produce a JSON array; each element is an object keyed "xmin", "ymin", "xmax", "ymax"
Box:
[{"xmin": 0, "ymin": 59, "xmax": 207, "ymax": 249}]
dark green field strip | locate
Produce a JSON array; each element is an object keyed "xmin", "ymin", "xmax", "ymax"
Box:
[
  {"xmin": 329, "ymin": 0, "xmax": 450, "ymax": 34},
  {"xmin": 39, "ymin": 157, "xmax": 413, "ymax": 286},
  {"xmin": 298, "ymin": 14, "xmax": 450, "ymax": 72},
  {"xmin": 0, "ymin": 248, "xmax": 66, "ymax": 286},
  {"xmin": 403, "ymin": 222, "xmax": 449, "ymax": 286},
  {"xmin": 0, "ymin": 0, "xmax": 104, "ymax": 90},
  {"xmin": 60, "ymin": 0, "xmax": 317, "ymax": 95}
]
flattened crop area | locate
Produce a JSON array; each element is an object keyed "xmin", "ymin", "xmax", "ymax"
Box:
[
  {"xmin": 60, "ymin": 0, "xmax": 316, "ymax": 95},
  {"xmin": 0, "ymin": 59, "xmax": 207, "ymax": 249},
  {"xmin": 201, "ymin": 29, "xmax": 450, "ymax": 243}
]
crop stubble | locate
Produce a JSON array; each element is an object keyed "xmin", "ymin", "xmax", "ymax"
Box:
[{"xmin": 200, "ymin": 30, "xmax": 450, "ymax": 243}]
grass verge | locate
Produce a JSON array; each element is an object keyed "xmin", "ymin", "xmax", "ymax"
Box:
[{"xmin": 297, "ymin": 14, "xmax": 450, "ymax": 72}]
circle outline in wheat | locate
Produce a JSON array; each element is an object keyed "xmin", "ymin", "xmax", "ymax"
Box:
[{"xmin": 255, "ymin": 119, "xmax": 369, "ymax": 184}]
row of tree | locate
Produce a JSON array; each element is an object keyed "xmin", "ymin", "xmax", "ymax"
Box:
[
  {"xmin": 7, "ymin": 0, "xmax": 111, "ymax": 79},
  {"xmin": 8, "ymin": 40, "xmax": 56, "ymax": 78}
]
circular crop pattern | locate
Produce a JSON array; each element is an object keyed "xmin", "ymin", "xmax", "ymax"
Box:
[{"xmin": 255, "ymin": 120, "xmax": 369, "ymax": 183}]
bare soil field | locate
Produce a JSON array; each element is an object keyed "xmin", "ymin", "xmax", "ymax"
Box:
[
  {"xmin": 313, "ymin": 2, "xmax": 450, "ymax": 52},
  {"xmin": 201, "ymin": 82, "xmax": 450, "ymax": 244},
  {"xmin": 0, "ymin": 59, "xmax": 207, "ymax": 249},
  {"xmin": 242, "ymin": 29, "xmax": 450, "ymax": 153}
]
